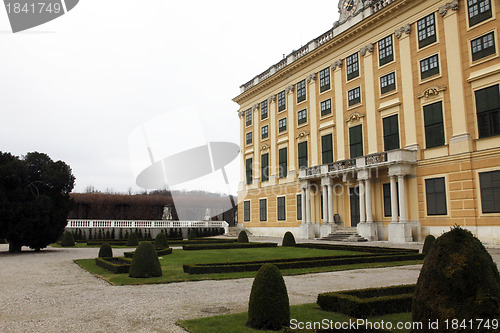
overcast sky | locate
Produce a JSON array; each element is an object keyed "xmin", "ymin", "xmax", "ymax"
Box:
[{"xmin": 0, "ymin": 0, "xmax": 340, "ymax": 194}]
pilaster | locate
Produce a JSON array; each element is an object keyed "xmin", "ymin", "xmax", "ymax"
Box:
[
  {"xmin": 307, "ymin": 73, "xmax": 319, "ymax": 166},
  {"xmin": 252, "ymin": 104, "xmax": 260, "ymax": 184},
  {"xmin": 361, "ymin": 44, "xmax": 378, "ymax": 154},
  {"xmin": 238, "ymin": 110, "xmax": 246, "ymax": 191},
  {"xmin": 269, "ymin": 95, "xmax": 277, "ymax": 185},
  {"xmin": 287, "ymin": 85, "xmax": 296, "ymax": 180},
  {"xmin": 333, "ymin": 60, "xmax": 345, "ymax": 160}
]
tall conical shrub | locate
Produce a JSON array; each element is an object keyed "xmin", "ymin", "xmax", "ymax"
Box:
[
  {"xmin": 98, "ymin": 243, "xmax": 113, "ymax": 258},
  {"xmin": 237, "ymin": 230, "xmax": 249, "ymax": 243},
  {"xmin": 60, "ymin": 231, "xmax": 75, "ymax": 247},
  {"xmin": 282, "ymin": 231, "xmax": 296, "ymax": 247},
  {"xmin": 154, "ymin": 232, "xmax": 169, "ymax": 250},
  {"xmin": 422, "ymin": 234, "xmax": 436, "ymax": 256},
  {"xmin": 247, "ymin": 263, "xmax": 290, "ymax": 330},
  {"xmin": 188, "ymin": 229, "xmax": 197, "ymax": 240},
  {"xmin": 126, "ymin": 232, "xmax": 139, "ymax": 247},
  {"xmin": 413, "ymin": 227, "xmax": 500, "ymax": 331},
  {"xmin": 129, "ymin": 242, "xmax": 162, "ymax": 278}
]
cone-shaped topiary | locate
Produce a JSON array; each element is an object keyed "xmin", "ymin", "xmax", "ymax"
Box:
[
  {"xmin": 282, "ymin": 231, "xmax": 296, "ymax": 247},
  {"xmin": 412, "ymin": 227, "xmax": 500, "ymax": 331},
  {"xmin": 422, "ymin": 234, "xmax": 436, "ymax": 256},
  {"xmin": 154, "ymin": 232, "xmax": 169, "ymax": 250},
  {"xmin": 188, "ymin": 229, "xmax": 197, "ymax": 240},
  {"xmin": 237, "ymin": 230, "xmax": 249, "ymax": 243},
  {"xmin": 60, "ymin": 231, "xmax": 75, "ymax": 247},
  {"xmin": 98, "ymin": 243, "xmax": 113, "ymax": 258},
  {"xmin": 129, "ymin": 242, "xmax": 162, "ymax": 278},
  {"xmin": 126, "ymin": 232, "xmax": 139, "ymax": 247},
  {"xmin": 247, "ymin": 263, "xmax": 290, "ymax": 330}
]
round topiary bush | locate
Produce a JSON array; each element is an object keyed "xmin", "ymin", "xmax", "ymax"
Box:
[
  {"xmin": 247, "ymin": 263, "xmax": 290, "ymax": 330},
  {"xmin": 237, "ymin": 230, "xmax": 249, "ymax": 243},
  {"xmin": 129, "ymin": 242, "xmax": 162, "ymax": 278},
  {"xmin": 412, "ymin": 227, "xmax": 500, "ymax": 331},
  {"xmin": 282, "ymin": 231, "xmax": 296, "ymax": 247},
  {"xmin": 188, "ymin": 229, "xmax": 197, "ymax": 240},
  {"xmin": 422, "ymin": 234, "xmax": 436, "ymax": 256},
  {"xmin": 126, "ymin": 232, "xmax": 139, "ymax": 247},
  {"xmin": 154, "ymin": 232, "xmax": 169, "ymax": 250},
  {"xmin": 60, "ymin": 231, "xmax": 75, "ymax": 247},
  {"xmin": 98, "ymin": 243, "xmax": 113, "ymax": 258}
]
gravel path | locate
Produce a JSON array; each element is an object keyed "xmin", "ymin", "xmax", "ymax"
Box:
[{"xmin": 0, "ymin": 241, "xmax": 497, "ymax": 333}]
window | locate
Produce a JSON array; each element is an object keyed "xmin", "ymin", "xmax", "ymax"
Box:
[
  {"xmin": 475, "ymin": 85, "xmax": 500, "ymax": 138},
  {"xmin": 383, "ymin": 183, "xmax": 399, "ymax": 217},
  {"xmin": 298, "ymin": 141, "xmax": 308, "ymax": 169},
  {"xmin": 417, "ymin": 13, "xmax": 436, "ymax": 48},
  {"xmin": 479, "ymin": 170, "xmax": 500, "ymax": 213},
  {"xmin": 245, "ymin": 158, "xmax": 253, "ymax": 185},
  {"xmin": 261, "ymin": 153, "xmax": 269, "ymax": 182},
  {"xmin": 321, "ymin": 99, "xmax": 332, "ymax": 116},
  {"xmin": 246, "ymin": 132, "xmax": 252, "ymax": 145},
  {"xmin": 245, "ymin": 109, "xmax": 252, "ymax": 126},
  {"xmin": 349, "ymin": 125, "xmax": 363, "ymax": 158},
  {"xmin": 378, "ymin": 35, "xmax": 394, "ymax": 66},
  {"xmin": 297, "ymin": 80, "xmax": 306, "ymax": 103},
  {"xmin": 297, "ymin": 194, "xmax": 302, "ymax": 220},
  {"xmin": 279, "ymin": 147, "xmax": 287, "ymax": 178},
  {"xmin": 425, "ymin": 177, "xmax": 447, "ymax": 215},
  {"xmin": 244, "ymin": 201, "xmax": 250, "ymax": 221},
  {"xmin": 468, "ymin": 0, "xmax": 492, "ymax": 26},
  {"xmin": 383, "ymin": 114, "xmax": 400, "ymax": 151},
  {"xmin": 420, "ymin": 54, "xmax": 439, "ymax": 80},
  {"xmin": 348, "ymin": 87, "xmax": 361, "ymax": 106},
  {"xmin": 278, "ymin": 90, "xmax": 286, "ymax": 111},
  {"xmin": 277, "ymin": 197, "xmax": 286, "ymax": 220},
  {"xmin": 297, "ymin": 109, "xmax": 307, "ymax": 125},
  {"xmin": 261, "ymin": 100, "xmax": 268, "ymax": 120},
  {"xmin": 259, "ymin": 199, "xmax": 267, "ymax": 221},
  {"xmin": 346, "ymin": 53, "xmax": 359, "ymax": 80},
  {"xmin": 424, "ymin": 101, "xmax": 445, "ymax": 148},
  {"xmin": 261, "ymin": 125, "xmax": 268, "ymax": 140},
  {"xmin": 471, "ymin": 32, "xmax": 496, "ymax": 61},
  {"xmin": 278, "ymin": 118, "xmax": 287, "ymax": 133},
  {"xmin": 321, "ymin": 134, "xmax": 333, "ymax": 164},
  {"xmin": 380, "ymin": 72, "xmax": 396, "ymax": 94},
  {"xmin": 319, "ymin": 67, "xmax": 331, "ymax": 92}
]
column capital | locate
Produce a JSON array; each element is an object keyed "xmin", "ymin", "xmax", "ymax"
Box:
[
  {"xmin": 300, "ymin": 180, "xmax": 309, "ymax": 189},
  {"xmin": 307, "ymin": 72, "xmax": 317, "ymax": 83},
  {"xmin": 252, "ymin": 104, "xmax": 260, "ymax": 112},
  {"xmin": 286, "ymin": 85, "xmax": 295, "ymax": 94},
  {"xmin": 395, "ymin": 24, "xmax": 411, "ymax": 39},
  {"xmin": 321, "ymin": 177, "xmax": 333, "ymax": 186},
  {"xmin": 238, "ymin": 110, "xmax": 245, "ymax": 118},
  {"xmin": 268, "ymin": 95, "xmax": 276, "ymax": 104},
  {"xmin": 331, "ymin": 59, "xmax": 343, "ymax": 71},
  {"xmin": 360, "ymin": 43, "xmax": 374, "ymax": 57},
  {"xmin": 439, "ymin": 0, "xmax": 459, "ymax": 17}
]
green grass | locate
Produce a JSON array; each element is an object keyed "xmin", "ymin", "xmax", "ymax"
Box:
[
  {"xmin": 178, "ymin": 303, "xmax": 413, "ymax": 333},
  {"xmin": 74, "ymin": 247, "xmax": 423, "ymax": 285}
]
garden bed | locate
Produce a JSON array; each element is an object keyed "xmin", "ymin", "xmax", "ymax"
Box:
[
  {"xmin": 182, "ymin": 242, "xmax": 277, "ymax": 251},
  {"xmin": 123, "ymin": 248, "xmax": 173, "ymax": 258},
  {"xmin": 95, "ymin": 257, "xmax": 132, "ymax": 274}
]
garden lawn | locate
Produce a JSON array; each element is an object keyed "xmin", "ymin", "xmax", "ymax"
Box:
[
  {"xmin": 75, "ymin": 247, "xmax": 422, "ymax": 285},
  {"xmin": 178, "ymin": 303, "xmax": 413, "ymax": 333}
]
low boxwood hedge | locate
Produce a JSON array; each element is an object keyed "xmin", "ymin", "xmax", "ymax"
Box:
[
  {"xmin": 168, "ymin": 239, "xmax": 236, "ymax": 246},
  {"xmin": 182, "ymin": 242, "xmax": 277, "ymax": 251},
  {"xmin": 295, "ymin": 243, "xmax": 419, "ymax": 254},
  {"xmin": 95, "ymin": 257, "xmax": 132, "ymax": 274},
  {"xmin": 123, "ymin": 248, "xmax": 173, "ymax": 258},
  {"xmin": 183, "ymin": 253, "xmax": 424, "ymax": 274},
  {"xmin": 317, "ymin": 284, "xmax": 415, "ymax": 318}
]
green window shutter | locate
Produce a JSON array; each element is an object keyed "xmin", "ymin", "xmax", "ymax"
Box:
[
  {"xmin": 298, "ymin": 142, "xmax": 308, "ymax": 169},
  {"xmin": 321, "ymin": 134, "xmax": 333, "ymax": 164},
  {"xmin": 479, "ymin": 170, "xmax": 500, "ymax": 213},
  {"xmin": 261, "ymin": 153, "xmax": 269, "ymax": 182},
  {"xmin": 425, "ymin": 177, "xmax": 447, "ymax": 215}
]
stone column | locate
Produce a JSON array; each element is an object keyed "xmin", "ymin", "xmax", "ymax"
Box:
[
  {"xmin": 286, "ymin": 85, "xmax": 296, "ymax": 180},
  {"xmin": 322, "ymin": 183, "xmax": 328, "ymax": 223},
  {"xmin": 328, "ymin": 183, "xmax": 334, "ymax": 224},
  {"xmin": 252, "ymin": 104, "xmax": 260, "ymax": 184},
  {"xmin": 238, "ymin": 110, "xmax": 246, "ymax": 191},
  {"xmin": 308, "ymin": 73, "xmax": 319, "ymax": 166},
  {"xmin": 359, "ymin": 179, "xmax": 366, "ymax": 223},
  {"xmin": 361, "ymin": 44, "xmax": 378, "ymax": 154},
  {"xmin": 390, "ymin": 175, "xmax": 398, "ymax": 223},
  {"xmin": 268, "ymin": 95, "xmax": 277, "ymax": 185},
  {"xmin": 332, "ymin": 60, "xmax": 345, "ymax": 160},
  {"xmin": 365, "ymin": 177, "xmax": 373, "ymax": 223},
  {"xmin": 398, "ymin": 175, "xmax": 407, "ymax": 222},
  {"xmin": 305, "ymin": 183, "xmax": 311, "ymax": 224},
  {"xmin": 301, "ymin": 185, "xmax": 307, "ymax": 224}
]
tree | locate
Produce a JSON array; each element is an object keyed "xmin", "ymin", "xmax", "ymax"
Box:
[{"xmin": 0, "ymin": 151, "xmax": 75, "ymax": 252}]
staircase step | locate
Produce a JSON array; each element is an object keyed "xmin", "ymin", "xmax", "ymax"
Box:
[{"xmin": 320, "ymin": 227, "xmax": 368, "ymax": 242}]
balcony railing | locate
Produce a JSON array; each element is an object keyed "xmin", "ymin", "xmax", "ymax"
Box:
[{"xmin": 66, "ymin": 220, "xmax": 229, "ymax": 233}]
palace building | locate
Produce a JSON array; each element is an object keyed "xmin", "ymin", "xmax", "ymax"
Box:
[{"xmin": 233, "ymin": 0, "xmax": 500, "ymax": 243}]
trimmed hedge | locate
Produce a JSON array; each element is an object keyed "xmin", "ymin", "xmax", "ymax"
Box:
[
  {"xmin": 422, "ymin": 234, "xmax": 435, "ymax": 256},
  {"xmin": 98, "ymin": 243, "xmax": 113, "ymax": 258},
  {"xmin": 61, "ymin": 231, "xmax": 75, "ymax": 247},
  {"xmin": 237, "ymin": 230, "xmax": 249, "ymax": 243},
  {"xmin": 317, "ymin": 285, "xmax": 415, "ymax": 318},
  {"xmin": 123, "ymin": 248, "xmax": 173, "ymax": 258},
  {"xmin": 126, "ymin": 232, "xmax": 139, "ymax": 247},
  {"xmin": 183, "ymin": 253, "xmax": 424, "ymax": 274},
  {"xmin": 168, "ymin": 238, "xmax": 236, "ymax": 245},
  {"xmin": 282, "ymin": 232, "xmax": 296, "ymax": 247},
  {"xmin": 295, "ymin": 243, "xmax": 419, "ymax": 254},
  {"xmin": 129, "ymin": 242, "xmax": 162, "ymax": 278},
  {"xmin": 154, "ymin": 232, "xmax": 169, "ymax": 250},
  {"xmin": 182, "ymin": 242, "xmax": 277, "ymax": 251},
  {"xmin": 95, "ymin": 257, "xmax": 132, "ymax": 274}
]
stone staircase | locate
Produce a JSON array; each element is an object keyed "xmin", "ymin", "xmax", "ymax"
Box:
[
  {"xmin": 320, "ymin": 227, "xmax": 368, "ymax": 242},
  {"xmin": 224, "ymin": 226, "xmax": 252, "ymax": 237}
]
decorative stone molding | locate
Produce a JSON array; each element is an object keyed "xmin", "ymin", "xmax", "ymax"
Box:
[
  {"xmin": 268, "ymin": 95, "xmax": 276, "ymax": 104},
  {"xmin": 252, "ymin": 104, "xmax": 260, "ymax": 111},
  {"xmin": 439, "ymin": 0, "xmax": 459, "ymax": 17},
  {"xmin": 286, "ymin": 85, "xmax": 295, "ymax": 94},
  {"xmin": 395, "ymin": 24, "xmax": 411, "ymax": 39},
  {"xmin": 238, "ymin": 110, "xmax": 245, "ymax": 118},
  {"xmin": 417, "ymin": 86, "xmax": 447, "ymax": 99},
  {"xmin": 295, "ymin": 130, "xmax": 310, "ymax": 140},
  {"xmin": 331, "ymin": 59, "xmax": 343, "ymax": 71},
  {"xmin": 345, "ymin": 111, "xmax": 365, "ymax": 123},
  {"xmin": 307, "ymin": 73, "xmax": 317, "ymax": 83},
  {"xmin": 260, "ymin": 144, "xmax": 269, "ymax": 151},
  {"xmin": 360, "ymin": 43, "xmax": 374, "ymax": 57}
]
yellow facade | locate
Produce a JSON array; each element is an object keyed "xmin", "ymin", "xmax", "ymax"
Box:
[{"xmin": 234, "ymin": 0, "xmax": 500, "ymax": 243}]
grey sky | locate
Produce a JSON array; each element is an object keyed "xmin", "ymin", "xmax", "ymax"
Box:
[{"xmin": 0, "ymin": 0, "xmax": 339, "ymax": 194}]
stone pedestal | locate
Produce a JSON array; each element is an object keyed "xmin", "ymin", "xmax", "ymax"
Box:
[
  {"xmin": 320, "ymin": 223, "xmax": 333, "ymax": 238},
  {"xmin": 357, "ymin": 222, "xmax": 378, "ymax": 241},
  {"xmin": 388, "ymin": 222, "xmax": 413, "ymax": 243},
  {"xmin": 299, "ymin": 223, "xmax": 316, "ymax": 239}
]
